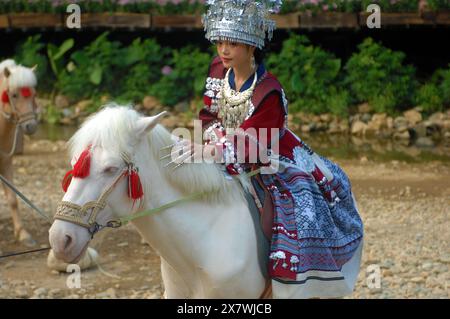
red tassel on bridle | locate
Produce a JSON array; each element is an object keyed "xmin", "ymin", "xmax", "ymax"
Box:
[
  {"xmin": 73, "ymin": 148, "xmax": 91, "ymax": 178},
  {"xmin": 62, "ymin": 170, "xmax": 73, "ymax": 192},
  {"xmin": 1, "ymin": 91, "xmax": 9, "ymax": 104},
  {"xmin": 127, "ymin": 167, "xmax": 143, "ymax": 200},
  {"xmin": 61, "ymin": 146, "xmax": 91, "ymax": 192},
  {"xmin": 20, "ymin": 87, "xmax": 32, "ymax": 98}
]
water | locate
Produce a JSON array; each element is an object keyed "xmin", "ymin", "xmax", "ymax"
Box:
[{"xmin": 32, "ymin": 124, "xmax": 450, "ymax": 163}]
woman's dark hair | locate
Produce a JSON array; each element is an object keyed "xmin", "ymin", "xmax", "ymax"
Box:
[{"xmin": 254, "ymin": 40, "xmax": 269, "ymax": 64}]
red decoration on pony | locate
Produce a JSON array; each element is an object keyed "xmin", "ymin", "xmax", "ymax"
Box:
[
  {"xmin": 61, "ymin": 145, "xmax": 144, "ymax": 201},
  {"xmin": 1, "ymin": 91, "xmax": 9, "ymax": 104},
  {"xmin": 61, "ymin": 146, "xmax": 92, "ymax": 192},
  {"xmin": 20, "ymin": 87, "xmax": 32, "ymax": 98},
  {"xmin": 1, "ymin": 87, "xmax": 32, "ymax": 104},
  {"xmin": 127, "ymin": 168, "xmax": 143, "ymax": 200}
]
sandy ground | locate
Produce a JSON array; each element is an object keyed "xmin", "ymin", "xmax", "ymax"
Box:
[{"xmin": 0, "ymin": 139, "xmax": 448, "ymax": 299}]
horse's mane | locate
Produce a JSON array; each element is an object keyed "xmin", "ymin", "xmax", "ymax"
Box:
[
  {"xmin": 0, "ymin": 59, "xmax": 37, "ymax": 89},
  {"xmin": 69, "ymin": 104, "xmax": 246, "ymax": 205},
  {"xmin": 149, "ymin": 123, "xmax": 247, "ymax": 204}
]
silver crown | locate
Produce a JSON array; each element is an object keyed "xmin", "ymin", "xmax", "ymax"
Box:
[{"xmin": 202, "ymin": 0, "xmax": 283, "ymax": 49}]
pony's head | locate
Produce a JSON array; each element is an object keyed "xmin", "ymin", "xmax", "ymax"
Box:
[
  {"xmin": 49, "ymin": 104, "xmax": 166, "ymax": 263},
  {"xmin": 0, "ymin": 59, "xmax": 38, "ymax": 134}
]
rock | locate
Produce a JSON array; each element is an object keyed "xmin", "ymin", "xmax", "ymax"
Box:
[
  {"xmin": 319, "ymin": 113, "xmax": 332, "ymax": 123},
  {"xmin": 54, "ymin": 95, "xmax": 70, "ymax": 109},
  {"xmin": 410, "ymin": 277, "xmax": 425, "ymax": 284},
  {"xmin": 393, "ymin": 130, "xmax": 410, "ymax": 140},
  {"xmin": 142, "ymin": 96, "xmax": 161, "ymax": 111},
  {"xmin": 96, "ymin": 288, "xmax": 116, "ymax": 299},
  {"xmin": 351, "ymin": 121, "xmax": 368, "ymax": 135},
  {"xmin": 160, "ymin": 115, "xmax": 177, "ymax": 129},
  {"xmin": 404, "ymin": 109, "xmax": 422, "ymax": 126},
  {"xmin": 439, "ymin": 255, "xmax": 450, "ymax": 264},
  {"xmin": 361, "ymin": 113, "xmax": 372, "ymax": 123},
  {"xmin": 117, "ymin": 242, "xmax": 129, "ymax": 247},
  {"xmin": 428, "ymin": 112, "xmax": 446, "ymax": 124},
  {"xmin": 35, "ymin": 97, "xmax": 52, "ymax": 112},
  {"xmin": 61, "ymin": 108, "xmax": 73, "ymax": 118},
  {"xmin": 386, "ymin": 116, "xmax": 394, "ymax": 130},
  {"xmin": 415, "ymin": 137, "xmax": 435, "ymax": 148},
  {"xmin": 33, "ymin": 287, "xmax": 48, "ymax": 297},
  {"xmin": 421, "ymin": 262, "xmax": 433, "ymax": 271},
  {"xmin": 49, "ymin": 288, "xmax": 63, "ymax": 298},
  {"xmin": 300, "ymin": 124, "xmax": 309, "ymax": 133},
  {"xmin": 74, "ymin": 100, "xmax": 92, "ymax": 115},
  {"xmin": 174, "ymin": 101, "xmax": 189, "ymax": 113},
  {"xmin": 394, "ymin": 116, "xmax": 408, "ymax": 130},
  {"xmin": 360, "ymin": 156, "xmax": 368, "ymax": 163},
  {"xmin": 358, "ymin": 103, "xmax": 372, "ymax": 113},
  {"xmin": 15, "ymin": 288, "xmax": 29, "ymax": 298},
  {"xmin": 411, "ymin": 123, "xmax": 427, "ymax": 138}
]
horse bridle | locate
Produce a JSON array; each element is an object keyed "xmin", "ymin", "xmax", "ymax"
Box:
[
  {"xmin": 54, "ymin": 152, "xmax": 138, "ymax": 238},
  {"xmin": 1, "ymin": 87, "xmax": 38, "ymax": 125}
]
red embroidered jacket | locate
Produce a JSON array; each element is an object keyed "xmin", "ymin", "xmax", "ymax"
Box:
[{"xmin": 198, "ymin": 56, "xmax": 341, "ymax": 202}]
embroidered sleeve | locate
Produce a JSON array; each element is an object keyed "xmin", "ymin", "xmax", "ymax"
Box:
[{"xmin": 218, "ymin": 92, "xmax": 286, "ymax": 174}]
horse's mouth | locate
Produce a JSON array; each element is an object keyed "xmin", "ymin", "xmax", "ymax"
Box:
[{"xmin": 69, "ymin": 242, "xmax": 89, "ymax": 264}]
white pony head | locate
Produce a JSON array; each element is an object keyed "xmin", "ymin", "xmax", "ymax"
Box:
[
  {"xmin": 0, "ymin": 59, "xmax": 38, "ymax": 134},
  {"xmin": 49, "ymin": 104, "xmax": 166, "ymax": 263}
]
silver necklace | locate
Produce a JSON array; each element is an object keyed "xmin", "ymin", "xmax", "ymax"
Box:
[{"xmin": 218, "ymin": 67, "xmax": 258, "ymax": 129}]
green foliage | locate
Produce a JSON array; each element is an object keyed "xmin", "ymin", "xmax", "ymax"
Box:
[
  {"xmin": 14, "ymin": 35, "xmax": 50, "ymax": 89},
  {"xmin": 47, "ymin": 38, "xmax": 74, "ymax": 81},
  {"xmin": 116, "ymin": 38, "xmax": 170, "ymax": 103},
  {"xmin": 426, "ymin": 0, "xmax": 450, "ymax": 11},
  {"xmin": 344, "ymin": 37, "xmax": 417, "ymax": 114},
  {"xmin": 43, "ymin": 104, "xmax": 63, "ymax": 124},
  {"xmin": 57, "ymin": 32, "xmax": 123, "ymax": 101},
  {"xmin": 267, "ymin": 33, "xmax": 349, "ymax": 116},
  {"xmin": 415, "ymin": 64, "xmax": 450, "ymax": 114},
  {"xmin": 150, "ymin": 46, "xmax": 211, "ymax": 106}
]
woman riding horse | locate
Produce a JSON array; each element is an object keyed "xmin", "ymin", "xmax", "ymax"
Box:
[{"xmin": 196, "ymin": 0, "xmax": 364, "ymax": 298}]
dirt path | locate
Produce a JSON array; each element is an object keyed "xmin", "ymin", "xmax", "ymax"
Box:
[{"xmin": 0, "ymin": 140, "xmax": 448, "ymax": 299}]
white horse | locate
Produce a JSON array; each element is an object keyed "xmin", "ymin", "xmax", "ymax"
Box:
[{"xmin": 49, "ymin": 105, "xmax": 267, "ymax": 298}]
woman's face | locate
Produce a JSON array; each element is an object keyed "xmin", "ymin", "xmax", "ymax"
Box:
[{"xmin": 216, "ymin": 40, "xmax": 255, "ymax": 69}]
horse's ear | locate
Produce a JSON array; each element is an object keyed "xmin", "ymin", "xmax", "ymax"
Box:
[
  {"xmin": 31, "ymin": 64, "xmax": 38, "ymax": 72},
  {"xmin": 4, "ymin": 67, "xmax": 11, "ymax": 78},
  {"xmin": 136, "ymin": 111, "xmax": 167, "ymax": 136}
]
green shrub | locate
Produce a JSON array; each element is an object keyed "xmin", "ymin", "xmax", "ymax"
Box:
[
  {"xmin": 57, "ymin": 32, "xmax": 124, "ymax": 102},
  {"xmin": 116, "ymin": 38, "xmax": 170, "ymax": 103},
  {"xmin": 344, "ymin": 37, "xmax": 417, "ymax": 114},
  {"xmin": 150, "ymin": 46, "xmax": 211, "ymax": 107},
  {"xmin": 14, "ymin": 35, "xmax": 51, "ymax": 90},
  {"xmin": 426, "ymin": 0, "xmax": 450, "ymax": 11},
  {"xmin": 415, "ymin": 64, "xmax": 450, "ymax": 114},
  {"xmin": 267, "ymin": 33, "xmax": 349, "ymax": 116},
  {"xmin": 415, "ymin": 83, "xmax": 443, "ymax": 114}
]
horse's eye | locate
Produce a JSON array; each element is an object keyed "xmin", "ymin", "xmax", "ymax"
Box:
[{"xmin": 103, "ymin": 167, "xmax": 118, "ymax": 174}]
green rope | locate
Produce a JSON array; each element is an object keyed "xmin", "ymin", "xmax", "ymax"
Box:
[{"xmin": 116, "ymin": 168, "xmax": 261, "ymax": 226}]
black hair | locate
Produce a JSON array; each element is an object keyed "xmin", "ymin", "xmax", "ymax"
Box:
[{"xmin": 254, "ymin": 47, "xmax": 265, "ymax": 65}]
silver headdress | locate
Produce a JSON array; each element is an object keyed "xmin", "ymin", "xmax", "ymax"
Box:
[{"xmin": 202, "ymin": 0, "xmax": 283, "ymax": 49}]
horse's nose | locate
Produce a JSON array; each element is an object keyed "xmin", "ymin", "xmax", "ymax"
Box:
[
  {"xmin": 64, "ymin": 234, "xmax": 73, "ymax": 250},
  {"xmin": 24, "ymin": 122, "xmax": 37, "ymax": 135}
]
